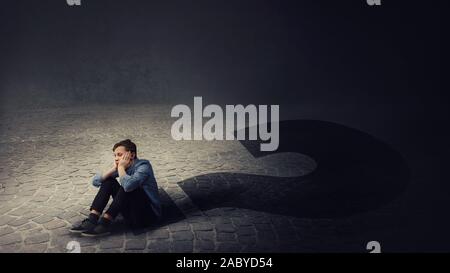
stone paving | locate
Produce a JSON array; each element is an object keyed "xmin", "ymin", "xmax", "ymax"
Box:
[{"xmin": 0, "ymin": 105, "xmax": 406, "ymax": 253}]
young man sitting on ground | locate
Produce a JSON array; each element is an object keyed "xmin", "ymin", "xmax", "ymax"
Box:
[{"xmin": 70, "ymin": 139, "xmax": 161, "ymax": 237}]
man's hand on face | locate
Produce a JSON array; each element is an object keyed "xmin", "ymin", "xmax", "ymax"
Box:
[
  {"xmin": 102, "ymin": 161, "xmax": 118, "ymax": 181},
  {"xmin": 118, "ymin": 151, "xmax": 132, "ymax": 169}
]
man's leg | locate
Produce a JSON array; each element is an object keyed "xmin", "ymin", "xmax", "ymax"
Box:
[
  {"xmin": 81, "ymin": 186, "xmax": 130, "ymax": 237},
  {"xmin": 82, "ymin": 187, "xmax": 156, "ymax": 236},
  {"xmin": 90, "ymin": 177, "xmax": 121, "ymax": 216},
  {"xmin": 104, "ymin": 187, "xmax": 131, "ymax": 220},
  {"xmin": 122, "ymin": 189, "xmax": 157, "ymax": 229},
  {"xmin": 70, "ymin": 177, "xmax": 120, "ymax": 233}
]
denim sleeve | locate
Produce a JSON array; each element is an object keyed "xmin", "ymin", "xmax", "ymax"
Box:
[
  {"xmin": 92, "ymin": 173, "xmax": 103, "ymax": 187},
  {"xmin": 92, "ymin": 171, "xmax": 118, "ymax": 187},
  {"xmin": 118, "ymin": 163, "xmax": 150, "ymax": 192}
]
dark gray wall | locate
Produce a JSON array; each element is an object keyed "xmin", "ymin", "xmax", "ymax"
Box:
[{"xmin": 0, "ymin": 0, "xmax": 443, "ymax": 109}]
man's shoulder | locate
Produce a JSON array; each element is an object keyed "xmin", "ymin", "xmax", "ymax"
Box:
[
  {"xmin": 134, "ymin": 159, "xmax": 155, "ymax": 178},
  {"xmin": 134, "ymin": 159, "xmax": 152, "ymax": 168}
]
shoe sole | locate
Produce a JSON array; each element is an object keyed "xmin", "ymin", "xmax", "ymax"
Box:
[
  {"xmin": 80, "ymin": 231, "xmax": 111, "ymax": 238},
  {"xmin": 69, "ymin": 229, "xmax": 88, "ymax": 234}
]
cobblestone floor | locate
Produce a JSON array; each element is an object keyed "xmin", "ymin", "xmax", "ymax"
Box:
[{"xmin": 0, "ymin": 105, "xmax": 407, "ymax": 253}]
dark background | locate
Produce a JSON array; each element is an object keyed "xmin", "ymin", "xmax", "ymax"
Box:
[
  {"xmin": 0, "ymin": 0, "xmax": 444, "ymax": 107},
  {"xmin": 0, "ymin": 0, "xmax": 447, "ymax": 251}
]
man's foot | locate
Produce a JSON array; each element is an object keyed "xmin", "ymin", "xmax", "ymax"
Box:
[
  {"xmin": 81, "ymin": 218, "xmax": 112, "ymax": 237},
  {"xmin": 69, "ymin": 213, "xmax": 99, "ymax": 233}
]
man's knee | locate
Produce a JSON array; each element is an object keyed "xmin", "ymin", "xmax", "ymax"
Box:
[
  {"xmin": 113, "ymin": 187, "xmax": 140, "ymax": 203},
  {"xmin": 113, "ymin": 186, "xmax": 129, "ymax": 199},
  {"xmin": 99, "ymin": 177, "xmax": 118, "ymax": 191},
  {"xmin": 103, "ymin": 177, "xmax": 118, "ymax": 183}
]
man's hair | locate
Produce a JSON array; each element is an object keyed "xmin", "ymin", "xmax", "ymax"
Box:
[{"xmin": 113, "ymin": 139, "xmax": 137, "ymax": 156}]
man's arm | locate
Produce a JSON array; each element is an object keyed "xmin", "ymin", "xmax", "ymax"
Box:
[
  {"xmin": 117, "ymin": 151, "xmax": 131, "ymax": 179},
  {"xmin": 117, "ymin": 163, "xmax": 150, "ymax": 192},
  {"xmin": 116, "ymin": 151, "xmax": 151, "ymax": 192},
  {"xmin": 92, "ymin": 164, "xmax": 118, "ymax": 187},
  {"xmin": 102, "ymin": 165, "xmax": 118, "ymax": 181}
]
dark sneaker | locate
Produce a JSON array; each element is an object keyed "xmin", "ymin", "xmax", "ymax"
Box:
[
  {"xmin": 69, "ymin": 218, "xmax": 97, "ymax": 234},
  {"xmin": 81, "ymin": 220, "xmax": 112, "ymax": 237}
]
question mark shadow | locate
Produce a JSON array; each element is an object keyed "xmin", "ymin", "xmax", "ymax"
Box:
[{"xmin": 177, "ymin": 120, "xmax": 410, "ymax": 218}]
